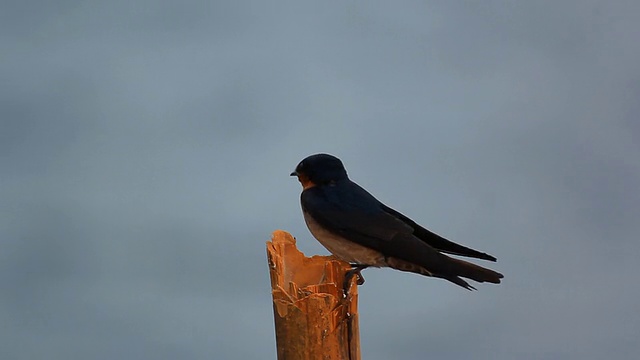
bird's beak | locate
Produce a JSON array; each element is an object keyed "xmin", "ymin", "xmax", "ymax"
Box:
[{"xmin": 290, "ymin": 171, "xmax": 298, "ymax": 177}]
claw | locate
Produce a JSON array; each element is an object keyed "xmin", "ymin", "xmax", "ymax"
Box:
[{"xmin": 343, "ymin": 264, "xmax": 369, "ymax": 296}]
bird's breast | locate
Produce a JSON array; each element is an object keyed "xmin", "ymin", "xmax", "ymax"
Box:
[{"xmin": 302, "ymin": 211, "xmax": 386, "ymax": 266}]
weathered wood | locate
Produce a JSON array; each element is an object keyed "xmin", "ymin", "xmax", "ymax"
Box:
[{"xmin": 266, "ymin": 230, "xmax": 360, "ymax": 360}]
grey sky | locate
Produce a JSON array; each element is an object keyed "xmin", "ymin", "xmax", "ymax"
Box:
[{"xmin": 2, "ymin": 1, "xmax": 639, "ymax": 359}]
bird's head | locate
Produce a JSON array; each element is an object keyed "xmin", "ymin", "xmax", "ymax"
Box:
[{"xmin": 290, "ymin": 153, "xmax": 348, "ymax": 189}]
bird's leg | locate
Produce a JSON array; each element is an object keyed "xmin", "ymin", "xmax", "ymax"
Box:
[
  {"xmin": 350, "ymin": 264, "xmax": 369, "ymax": 285},
  {"xmin": 343, "ymin": 264, "xmax": 369, "ymax": 295}
]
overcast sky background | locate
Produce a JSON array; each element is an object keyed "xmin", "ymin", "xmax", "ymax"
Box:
[{"xmin": 2, "ymin": 1, "xmax": 639, "ymax": 359}]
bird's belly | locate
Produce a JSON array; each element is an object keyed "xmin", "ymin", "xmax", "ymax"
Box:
[{"xmin": 303, "ymin": 211, "xmax": 386, "ymax": 266}]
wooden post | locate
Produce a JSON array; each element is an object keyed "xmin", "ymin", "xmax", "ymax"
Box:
[{"xmin": 266, "ymin": 230, "xmax": 360, "ymax": 360}]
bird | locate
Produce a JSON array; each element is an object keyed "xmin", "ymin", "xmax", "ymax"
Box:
[{"xmin": 290, "ymin": 153, "xmax": 503, "ymax": 290}]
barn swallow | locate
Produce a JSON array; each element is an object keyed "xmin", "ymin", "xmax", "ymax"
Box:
[{"xmin": 291, "ymin": 153, "xmax": 503, "ymax": 290}]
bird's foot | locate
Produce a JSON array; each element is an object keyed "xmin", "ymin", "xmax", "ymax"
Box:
[{"xmin": 343, "ymin": 264, "xmax": 369, "ymax": 296}]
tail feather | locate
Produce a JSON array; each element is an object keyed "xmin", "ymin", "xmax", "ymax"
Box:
[
  {"xmin": 386, "ymin": 254, "xmax": 503, "ymax": 290},
  {"xmin": 442, "ymin": 275, "xmax": 477, "ymax": 291},
  {"xmin": 383, "ymin": 233, "xmax": 503, "ymax": 290},
  {"xmin": 446, "ymin": 257, "xmax": 504, "ymax": 285}
]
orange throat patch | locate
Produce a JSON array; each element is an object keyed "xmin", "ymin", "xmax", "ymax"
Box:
[{"xmin": 297, "ymin": 174, "xmax": 316, "ymax": 190}]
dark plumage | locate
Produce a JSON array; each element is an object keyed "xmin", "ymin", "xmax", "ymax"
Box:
[{"xmin": 291, "ymin": 153, "xmax": 503, "ymax": 290}]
